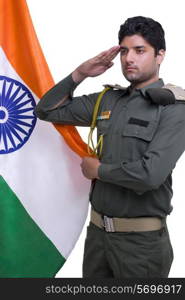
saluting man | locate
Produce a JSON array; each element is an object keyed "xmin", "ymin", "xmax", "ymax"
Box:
[{"xmin": 35, "ymin": 16, "xmax": 185, "ymax": 278}]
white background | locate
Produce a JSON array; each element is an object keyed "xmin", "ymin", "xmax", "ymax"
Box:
[{"xmin": 27, "ymin": 0, "xmax": 185, "ymax": 277}]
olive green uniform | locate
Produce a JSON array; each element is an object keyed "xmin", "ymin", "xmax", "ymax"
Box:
[{"xmin": 35, "ymin": 74, "xmax": 185, "ymax": 277}]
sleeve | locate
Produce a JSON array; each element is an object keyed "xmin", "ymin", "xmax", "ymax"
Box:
[
  {"xmin": 98, "ymin": 104, "xmax": 185, "ymax": 193},
  {"xmin": 35, "ymin": 73, "xmax": 100, "ymax": 126}
]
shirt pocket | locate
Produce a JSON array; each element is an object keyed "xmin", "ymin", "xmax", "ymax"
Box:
[
  {"xmin": 97, "ymin": 119, "xmax": 111, "ymax": 136},
  {"xmin": 122, "ymin": 118, "xmax": 158, "ymax": 142},
  {"xmin": 121, "ymin": 118, "xmax": 158, "ymax": 161}
]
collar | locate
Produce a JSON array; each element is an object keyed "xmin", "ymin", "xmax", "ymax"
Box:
[
  {"xmin": 103, "ymin": 79, "xmax": 165, "ymax": 97},
  {"xmin": 103, "ymin": 78, "xmax": 164, "ymax": 96},
  {"xmin": 103, "ymin": 83, "xmax": 129, "ymax": 97},
  {"xmin": 134, "ymin": 79, "xmax": 164, "ymax": 97}
]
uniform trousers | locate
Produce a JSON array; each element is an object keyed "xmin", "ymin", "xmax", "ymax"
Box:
[{"xmin": 82, "ymin": 222, "xmax": 173, "ymax": 278}]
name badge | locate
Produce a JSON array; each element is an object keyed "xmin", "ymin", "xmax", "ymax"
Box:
[{"xmin": 97, "ymin": 111, "xmax": 111, "ymax": 120}]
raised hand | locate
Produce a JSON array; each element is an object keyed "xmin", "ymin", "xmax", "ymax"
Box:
[{"xmin": 72, "ymin": 45, "xmax": 120, "ymax": 83}]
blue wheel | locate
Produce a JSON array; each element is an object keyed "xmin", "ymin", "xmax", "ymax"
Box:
[{"xmin": 0, "ymin": 76, "xmax": 37, "ymax": 154}]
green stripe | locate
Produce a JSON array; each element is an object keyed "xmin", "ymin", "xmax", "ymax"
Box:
[{"xmin": 0, "ymin": 176, "xmax": 65, "ymax": 278}]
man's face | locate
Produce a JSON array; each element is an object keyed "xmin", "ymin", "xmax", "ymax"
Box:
[{"xmin": 120, "ymin": 34, "xmax": 165, "ymax": 88}]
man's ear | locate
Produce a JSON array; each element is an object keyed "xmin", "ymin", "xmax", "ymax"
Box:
[{"xmin": 157, "ymin": 49, "xmax": 165, "ymax": 65}]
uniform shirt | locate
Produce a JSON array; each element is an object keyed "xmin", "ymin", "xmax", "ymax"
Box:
[{"xmin": 35, "ymin": 74, "xmax": 185, "ymax": 218}]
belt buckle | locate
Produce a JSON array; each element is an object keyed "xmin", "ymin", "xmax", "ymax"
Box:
[{"xmin": 103, "ymin": 216, "xmax": 115, "ymax": 232}]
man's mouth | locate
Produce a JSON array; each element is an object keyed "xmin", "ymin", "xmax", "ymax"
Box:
[{"xmin": 125, "ymin": 66, "xmax": 137, "ymax": 71}]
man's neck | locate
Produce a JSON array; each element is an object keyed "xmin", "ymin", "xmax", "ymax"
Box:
[{"xmin": 131, "ymin": 76, "xmax": 160, "ymax": 89}]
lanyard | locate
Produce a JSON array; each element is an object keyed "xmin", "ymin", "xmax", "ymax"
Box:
[{"xmin": 87, "ymin": 87, "xmax": 110, "ymax": 157}]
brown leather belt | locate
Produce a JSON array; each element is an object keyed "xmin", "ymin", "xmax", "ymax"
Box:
[{"xmin": 91, "ymin": 209, "xmax": 164, "ymax": 232}]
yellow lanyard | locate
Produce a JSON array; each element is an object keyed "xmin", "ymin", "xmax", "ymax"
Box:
[{"xmin": 87, "ymin": 87, "xmax": 111, "ymax": 157}]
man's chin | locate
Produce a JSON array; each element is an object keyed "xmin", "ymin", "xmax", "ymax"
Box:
[{"xmin": 125, "ymin": 76, "xmax": 138, "ymax": 83}]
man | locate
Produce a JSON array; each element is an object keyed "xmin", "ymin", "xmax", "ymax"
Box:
[{"xmin": 35, "ymin": 16, "xmax": 185, "ymax": 278}]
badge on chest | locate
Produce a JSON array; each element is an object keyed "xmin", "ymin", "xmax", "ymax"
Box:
[{"xmin": 97, "ymin": 111, "xmax": 111, "ymax": 120}]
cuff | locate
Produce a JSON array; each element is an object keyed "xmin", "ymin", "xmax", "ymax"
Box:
[{"xmin": 98, "ymin": 163, "xmax": 120, "ymax": 181}]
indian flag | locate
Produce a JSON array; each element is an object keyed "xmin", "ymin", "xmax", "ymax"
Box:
[{"xmin": 0, "ymin": 0, "xmax": 90, "ymax": 277}]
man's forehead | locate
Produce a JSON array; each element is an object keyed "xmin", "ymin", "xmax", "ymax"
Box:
[{"xmin": 120, "ymin": 34, "xmax": 150, "ymax": 47}]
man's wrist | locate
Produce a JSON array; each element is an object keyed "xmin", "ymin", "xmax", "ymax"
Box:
[{"xmin": 72, "ymin": 68, "xmax": 87, "ymax": 83}]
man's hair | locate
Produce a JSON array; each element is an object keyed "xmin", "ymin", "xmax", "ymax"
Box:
[{"xmin": 118, "ymin": 16, "xmax": 166, "ymax": 55}]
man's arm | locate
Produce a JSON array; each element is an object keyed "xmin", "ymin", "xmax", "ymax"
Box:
[
  {"xmin": 81, "ymin": 104, "xmax": 185, "ymax": 193},
  {"xmin": 97, "ymin": 104, "xmax": 185, "ymax": 193},
  {"xmin": 35, "ymin": 46, "xmax": 120, "ymax": 126},
  {"xmin": 35, "ymin": 73, "xmax": 99, "ymax": 126}
]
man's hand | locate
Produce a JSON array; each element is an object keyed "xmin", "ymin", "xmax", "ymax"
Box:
[
  {"xmin": 72, "ymin": 45, "xmax": 120, "ymax": 83},
  {"xmin": 80, "ymin": 157, "xmax": 101, "ymax": 180}
]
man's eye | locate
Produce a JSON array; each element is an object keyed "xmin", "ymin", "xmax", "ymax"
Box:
[
  {"xmin": 136, "ymin": 49, "xmax": 144, "ymax": 54},
  {"xmin": 120, "ymin": 49, "xmax": 127, "ymax": 55}
]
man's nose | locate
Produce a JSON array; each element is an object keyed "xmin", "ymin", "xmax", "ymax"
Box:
[{"xmin": 125, "ymin": 50, "xmax": 135, "ymax": 63}]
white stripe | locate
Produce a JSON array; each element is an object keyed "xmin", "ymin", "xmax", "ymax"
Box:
[{"xmin": 0, "ymin": 47, "xmax": 90, "ymax": 258}]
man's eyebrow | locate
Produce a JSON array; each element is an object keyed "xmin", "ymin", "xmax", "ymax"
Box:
[
  {"xmin": 120, "ymin": 46, "xmax": 128, "ymax": 50},
  {"xmin": 120, "ymin": 45, "xmax": 145, "ymax": 50},
  {"xmin": 135, "ymin": 46, "xmax": 145, "ymax": 49}
]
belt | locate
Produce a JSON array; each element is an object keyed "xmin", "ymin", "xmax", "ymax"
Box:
[{"xmin": 90, "ymin": 209, "xmax": 164, "ymax": 232}]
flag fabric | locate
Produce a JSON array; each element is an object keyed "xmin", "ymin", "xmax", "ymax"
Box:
[{"xmin": 0, "ymin": 0, "xmax": 90, "ymax": 277}]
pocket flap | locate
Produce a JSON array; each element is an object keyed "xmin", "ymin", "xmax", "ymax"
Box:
[{"xmin": 122, "ymin": 119, "xmax": 158, "ymax": 141}]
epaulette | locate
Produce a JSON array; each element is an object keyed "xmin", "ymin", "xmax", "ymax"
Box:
[
  {"xmin": 145, "ymin": 83, "xmax": 185, "ymax": 105},
  {"xmin": 103, "ymin": 83, "xmax": 127, "ymax": 91},
  {"xmin": 163, "ymin": 83, "xmax": 185, "ymax": 101}
]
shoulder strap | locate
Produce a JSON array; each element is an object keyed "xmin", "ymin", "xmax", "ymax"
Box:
[
  {"xmin": 163, "ymin": 83, "xmax": 185, "ymax": 102},
  {"xmin": 146, "ymin": 83, "xmax": 185, "ymax": 105},
  {"xmin": 103, "ymin": 83, "xmax": 127, "ymax": 91}
]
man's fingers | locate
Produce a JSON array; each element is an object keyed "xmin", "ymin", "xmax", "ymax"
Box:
[
  {"xmin": 106, "ymin": 46, "xmax": 121, "ymax": 61},
  {"xmin": 97, "ymin": 46, "xmax": 120, "ymax": 60},
  {"xmin": 107, "ymin": 62, "xmax": 114, "ymax": 68},
  {"xmin": 95, "ymin": 46, "xmax": 120, "ymax": 66}
]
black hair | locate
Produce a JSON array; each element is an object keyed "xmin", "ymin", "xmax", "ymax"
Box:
[{"xmin": 118, "ymin": 16, "xmax": 166, "ymax": 55}]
